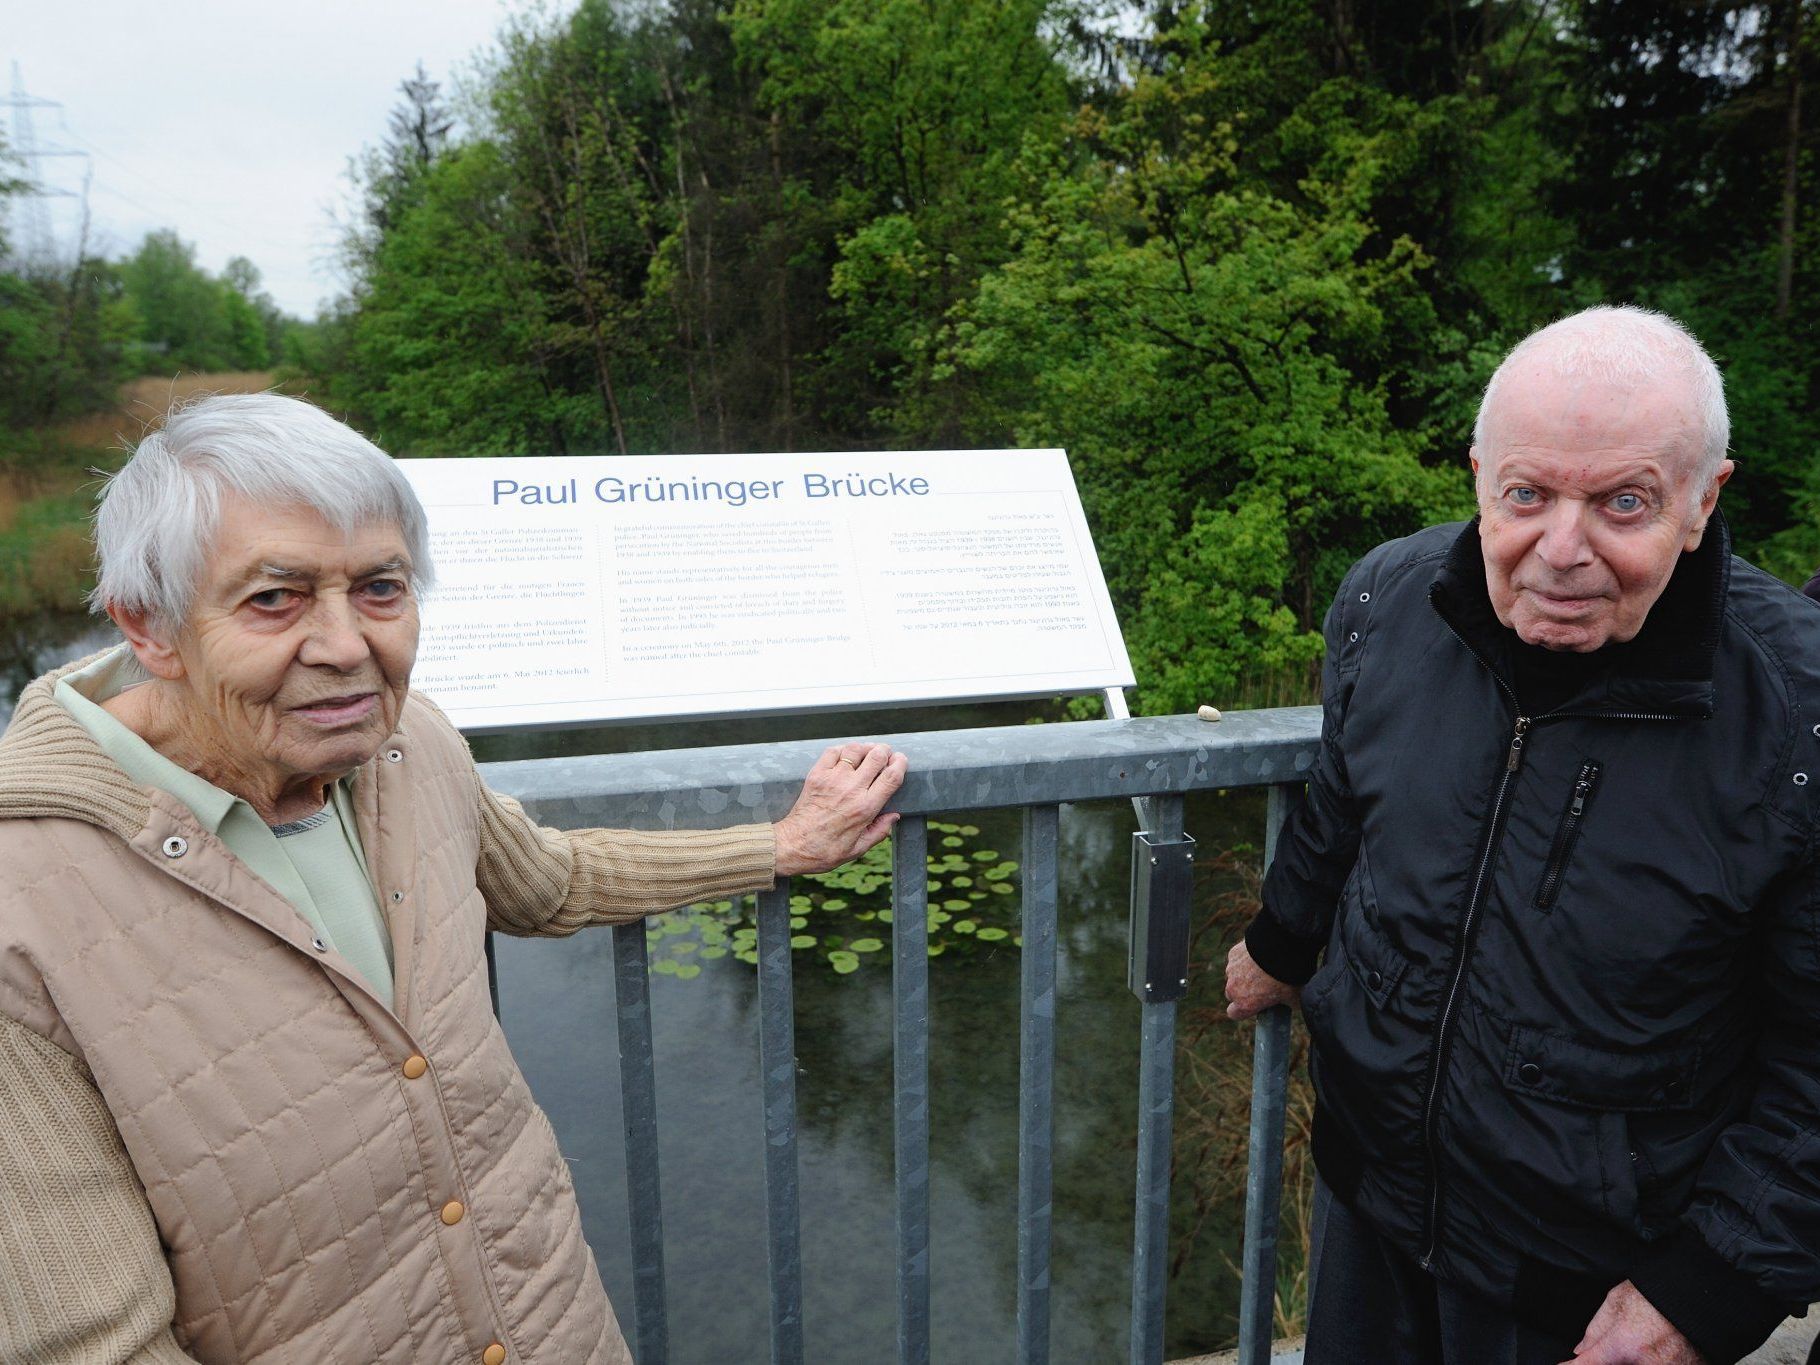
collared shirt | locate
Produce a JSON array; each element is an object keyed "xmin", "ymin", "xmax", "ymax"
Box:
[{"xmin": 55, "ymin": 646, "xmax": 395, "ymax": 1008}]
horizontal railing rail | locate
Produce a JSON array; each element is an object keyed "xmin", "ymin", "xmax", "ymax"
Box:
[{"xmin": 480, "ymin": 706, "xmax": 1323, "ymax": 1365}]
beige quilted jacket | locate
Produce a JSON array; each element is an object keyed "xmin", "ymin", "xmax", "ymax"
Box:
[{"xmin": 0, "ymin": 654, "xmax": 774, "ymax": 1364}]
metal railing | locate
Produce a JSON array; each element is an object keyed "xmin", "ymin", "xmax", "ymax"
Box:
[{"xmin": 480, "ymin": 707, "xmax": 1323, "ymax": 1365}]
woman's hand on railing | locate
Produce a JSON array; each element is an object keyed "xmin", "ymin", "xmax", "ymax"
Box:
[
  {"xmin": 1223, "ymin": 941, "xmax": 1301, "ymax": 1020},
  {"xmin": 773, "ymin": 742, "xmax": 909, "ymax": 877}
]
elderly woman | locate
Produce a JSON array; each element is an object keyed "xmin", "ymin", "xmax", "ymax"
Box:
[{"xmin": 0, "ymin": 394, "xmax": 906, "ymax": 1364}]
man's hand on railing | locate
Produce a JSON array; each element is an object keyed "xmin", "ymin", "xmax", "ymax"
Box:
[
  {"xmin": 774, "ymin": 742, "xmax": 909, "ymax": 877},
  {"xmin": 1223, "ymin": 940, "xmax": 1301, "ymax": 1020}
]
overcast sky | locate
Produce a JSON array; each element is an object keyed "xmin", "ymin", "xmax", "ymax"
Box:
[{"xmin": 4, "ymin": 0, "xmax": 568, "ymax": 317}]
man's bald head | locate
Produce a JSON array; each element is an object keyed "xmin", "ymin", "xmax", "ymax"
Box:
[{"xmin": 1473, "ymin": 305, "xmax": 1729, "ymax": 496}]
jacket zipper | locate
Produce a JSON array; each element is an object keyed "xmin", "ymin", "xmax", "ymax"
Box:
[
  {"xmin": 1418, "ymin": 706, "xmax": 1527, "ymax": 1269},
  {"xmin": 1534, "ymin": 762, "xmax": 1603, "ymax": 909},
  {"xmin": 1418, "ymin": 608, "xmax": 1675, "ymax": 1269}
]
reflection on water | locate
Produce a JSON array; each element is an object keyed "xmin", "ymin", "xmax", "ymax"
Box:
[
  {"xmin": 0, "ymin": 612, "xmax": 118, "ymax": 731},
  {"xmin": 4, "ymin": 609, "xmax": 1261, "ymax": 1361}
]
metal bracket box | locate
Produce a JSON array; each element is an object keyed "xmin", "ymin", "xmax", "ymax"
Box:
[{"xmin": 1127, "ymin": 830, "xmax": 1197, "ymax": 1003}]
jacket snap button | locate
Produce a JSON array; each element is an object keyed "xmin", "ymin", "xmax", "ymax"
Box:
[
  {"xmin": 385, "ymin": 749, "xmax": 404, "ymax": 763},
  {"xmin": 1349, "ymin": 631, "xmax": 1360, "ymax": 643},
  {"xmin": 440, "ymin": 1200, "xmax": 465, "ymax": 1226},
  {"xmin": 1359, "ymin": 591, "xmax": 1370, "ymax": 602},
  {"xmin": 1795, "ymin": 773, "xmax": 1809, "ymax": 786},
  {"xmin": 161, "ymin": 835, "xmax": 188, "ymax": 858},
  {"xmin": 1367, "ymin": 969, "xmax": 1384, "ymax": 990},
  {"xmin": 311, "ymin": 936, "xmax": 328, "ymax": 954},
  {"xmin": 402, "ymin": 1054, "xmax": 428, "ymax": 1079},
  {"xmin": 483, "ymin": 1345, "xmax": 507, "ymax": 1365},
  {"xmin": 1517, "ymin": 1062, "xmax": 1542, "ymax": 1086},
  {"xmin": 391, "ymin": 890, "xmax": 404, "ymax": 903}
]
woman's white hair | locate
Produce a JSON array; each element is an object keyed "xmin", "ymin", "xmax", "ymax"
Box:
[
  {"xmin": 1473, "ymin": 305, "xmax": 1730, "ymax": 487},
  {"xmin": 91, "ymin": 393, "xmax": 435, "ymax": 628}
]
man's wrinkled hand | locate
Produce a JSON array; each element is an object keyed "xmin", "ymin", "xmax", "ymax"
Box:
[
  {"xmin": 774, "ymin": 742, "xmax": 908, "ymax": 877},
  {"xmin": 1563, "ymin": 1281, "xmax": 1704, "ymax": 1365},
  {"xmin": 1223, "ymin": 940, "xmax": 1300, "ymax": 1020}
]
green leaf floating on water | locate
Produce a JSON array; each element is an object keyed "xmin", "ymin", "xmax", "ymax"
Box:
[
  {"xmin": 954, "ymin": 920, "xmax": 976, "ymax": 934},
  {"xmin": 822, "ymin": 899, "xmax": 848, "ymax": 911},
  {"xmin": 652, "ymin": 959, "xmax": 679, "ymax": 975},
  {"xmin": 942, "ymin": 836, "xmax": 963, "ymax": 848},
  {"xmin": 790, "ymin": 916, "xmax": 808, "ymax": 929},
  {"xmin": 829, "ymin": 951, "xmax": 860, "ymax": 974},
  {"xmin": 700, "ymin": 946, "xmax": 727, "ymax": 959},
  {"xmin": 850, "ymin": 938, "xmax": 883, "ymax": 953},
  {"xmin": 790, "ymin": 934, "xmax": 817, "ymax": 949},
  {"xmin": 977, "ymin": 927, "xmax": 1009, "ymax": 941},
  {"xmin": 676, "ymin": 964, "xmax": 701, "ymax": 979},
  {"xmin": 972, "ymin": 850, "xmax": 999, "ymax": 861}
]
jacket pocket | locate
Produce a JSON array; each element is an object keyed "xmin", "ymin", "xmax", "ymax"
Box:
[
  {"xmin": 1342, "ymin": 909, "xmax": 1411, "ymax": 1011},
  {"xmin": 1502, "ymin": 1023, "xmax": 1700, "ymax": 1114},
  {"xmin": 1534, "ymin": 761, "xmax": 1602, "ymax": 910}
]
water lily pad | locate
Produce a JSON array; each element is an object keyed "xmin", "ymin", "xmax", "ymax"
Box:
[
  {"xmin": 941, "ymin": 836, "xmax": 963, "ymax": 848},
  {"xmin": 977, "ymin": 927, "xmax": 1009, "ymax": 941},
  {"xmin": 700, "ymin": 946, "xmax": 727, "ymax": 959},
  {"xmin": 790, "ymin": 934, "xmax": 817, "ymax": 949},
  {"xmin": 959, "ymin": 825, "xmax": 980, "ymax": 837},
  {"xmin": 829, "ymin": 951, "xmax": 860, "ymax": 974},
  {"xmin": 822, "ymin": 898, "xmax": 848, "ymax": 911},
  {"xmin": 972, "ymin": 850, "xmax": 999, "ymax": 861},
  {"xmin": 877, "ymin": 909, "xmax": 894, "ymax": 923},
  {"xmin": 950, "ymin": 876, "xmax": 973, "ymax": 888},
  {"xmin": 790, "ymin": 916, "xmax": 808, "ymax": 929},
  {"xmin": 676, "ymin": 964, "xmax": 701, "ymax": 980},
  {"xmin": 652, "ymin": 959, "xmax": 679, "ymax": 975},
  {"xmin": 954, "ymin": 920, "xmax": 977, "ymax": 934},
  {"xmin": 850, "ymin": 938, "xmax": 883, "ymax": 953},
  {"xmin": 943, "ymin": 898, "xmax": 970, "ymax": 911}
]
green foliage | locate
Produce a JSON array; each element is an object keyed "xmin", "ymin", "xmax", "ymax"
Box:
[
  {"xmin": 645, "ymin": 820, "xmax": 1022, "ymax": 978},
  {"xmin": 290, "ymin": 0, "xmax": 1820, "ymax": 715}
]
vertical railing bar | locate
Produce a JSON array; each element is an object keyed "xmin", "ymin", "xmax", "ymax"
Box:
[
  {"xmin": 892, "ymin": 816, "xmax": 932, "ymax": 1365},
  {"xmin": 613, "ymin": 920, "xmax": 669, "ymax": 1365},
  {"xmin": 757, "ymin": 884, "xmax": 805, "ymax": 1365},
  {"xmin": 1017, "ymin": 805, "xmax": 1061, "ymax": 1365},
  {"xmin": 1128, "ymin": 792, "xmax": 1185, "ymax": 1365},
  {"xmin": 1236, "ymin": 783, "xmax": 1303, "ymax": 1365}
]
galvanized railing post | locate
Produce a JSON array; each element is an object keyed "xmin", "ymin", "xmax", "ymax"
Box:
[
  {"xmin": 892, "ymin": 816, "xmax": 932, "ymax": 1365},
  {"xmin": 1127, "ymin": 792, "xmax": 1188, "ymax": 1365},
  {"xmin": 1235, "ymin": 782, "xmax": 1305, "ymax": 1365},
  {"xmin": 1017, "ymin": 805, "xmax": 1061, "ymax": 1364},
  {"xmin": 756, "ymin": 885, "xmax": 805, "ymax": 1364},
  {"xmin": 612, "ymin": 920, "xmax": 670, "ymax": 1364}
]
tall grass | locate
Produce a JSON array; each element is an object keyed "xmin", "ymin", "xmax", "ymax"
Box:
[{"xmin": 1174, "ymin": 847, "xmax": 1318, "ymax": 1346}]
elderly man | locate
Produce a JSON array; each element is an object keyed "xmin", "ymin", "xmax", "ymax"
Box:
[
  {"xmin": 0, "ymin": 393, "xmax": 906, "ymax": 1364},
  {"xmin": 1226, "ymin": 306, "xmax": 1820, "ymax": 1365}
]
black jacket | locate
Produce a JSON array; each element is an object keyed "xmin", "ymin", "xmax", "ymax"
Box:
[{"xmin": 1247, "ymin": 517, "xmax": 1820, "ymax": 1363}]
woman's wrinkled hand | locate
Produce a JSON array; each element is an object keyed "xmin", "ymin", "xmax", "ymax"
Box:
[{"xmin": 773, "ymin": 742, "xmax": 909, "ymax": 877}]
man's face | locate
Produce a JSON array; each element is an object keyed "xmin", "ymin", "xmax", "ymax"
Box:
[
  {"xmin": 170, "ymin": 496, "xmax": 419, "ymax": 787},
  {"xmin": 1473, "ymin": 362, "xmax": 1731, "ymax": 653}
]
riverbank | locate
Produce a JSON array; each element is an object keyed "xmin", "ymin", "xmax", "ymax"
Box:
[{"xmin": 0, "ymin": 372, "xmax": 276, "ymax": 619}]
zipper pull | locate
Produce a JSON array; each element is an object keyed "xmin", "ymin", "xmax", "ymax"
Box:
[{"xmin": 1506, "ymin": 716, "xmax": 1531, "ymax": 773}]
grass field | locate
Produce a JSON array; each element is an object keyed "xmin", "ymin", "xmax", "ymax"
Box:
[{"xmin": 0, "ymin": 372, "xmax": 276, "ymax": 618}]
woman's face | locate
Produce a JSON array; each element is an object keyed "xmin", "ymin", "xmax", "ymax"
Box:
[{"xmin": 168, "ymin": 495, "xmax": 419, "ymax": 789}]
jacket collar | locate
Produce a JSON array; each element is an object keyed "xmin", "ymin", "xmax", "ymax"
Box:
[
  {"xmin": 1427, "ymin": 511, "xmax": 1729, "ymax": 719},
  {"xmin": 0, "ymin": 649, "xmax": 408, "ymax": 835}
]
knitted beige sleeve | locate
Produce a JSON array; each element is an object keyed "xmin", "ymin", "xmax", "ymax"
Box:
[
  {"xmin": 473, "ymin": 775, "xmax": 775, "ymax": 936},
  {"xmin": 0, "ymin": 1015, "xmax": 198, "ymax": 1364}
]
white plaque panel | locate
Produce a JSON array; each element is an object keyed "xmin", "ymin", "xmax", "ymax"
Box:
[{"xmin": 398, "ymin": 449, "xmax": 1135, "ymax": 731}]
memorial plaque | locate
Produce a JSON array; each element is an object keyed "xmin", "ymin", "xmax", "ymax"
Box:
[{"xmin": 399, "ymin": 449, "xmax": 1135, "ymax": 731}]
